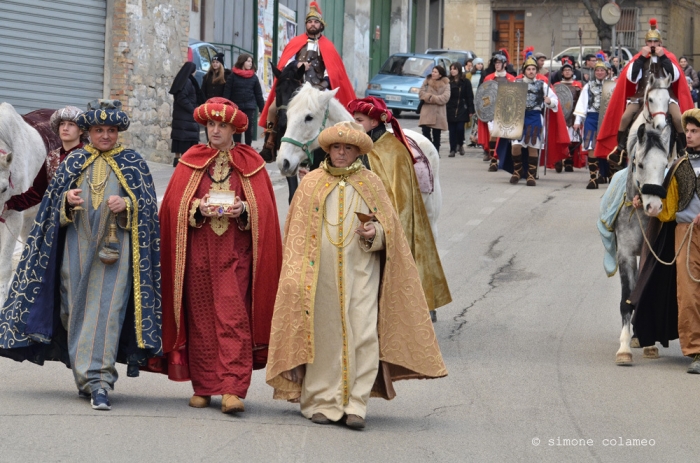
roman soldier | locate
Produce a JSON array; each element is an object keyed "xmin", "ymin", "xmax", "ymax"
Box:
[
  {"xmin": 507, "ymin": 53, "xmax": 565, "ymax": 187},
  {"xmin": 259, "ymin": 2, "xmax": 355, "ymax": 159},
  {"xmin": 574, "ymin": 55, "xmax": 610, "ymax": 189},
  {"xmin": 477, "ymin": 51, "xmax": 516, "ymax": 170},
  {"xmin": 517, "ymin": 47, "xmax": 549, "ymax": 84},
  {"xmin": 595, "ymin": 18, "xmax": 693, "ymax": 170},
  {"xmin": 554, "ymin": 58, "xmax": 584, "ymax": 174}
]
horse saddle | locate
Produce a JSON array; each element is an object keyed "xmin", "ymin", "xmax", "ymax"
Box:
[{"xmin": 406, "ymin": 136, "xmax": 434, "ymax": 194}]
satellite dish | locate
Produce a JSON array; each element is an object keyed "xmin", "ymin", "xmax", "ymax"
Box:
[{"xmin": 601, "ymin": 2, "xmax": 621, "ymax": 26}]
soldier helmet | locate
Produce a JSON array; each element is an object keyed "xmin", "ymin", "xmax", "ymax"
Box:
[
  {"xmin": 522, "ymin": 50, "xmax": 537, "ymax": 71},
  {"xmin": 594, "ymin": 53, "xmax": 607, "ymax": 70},
  {"xmin": 306, "ymin": 2, "xmax": 326, "ymax": 27},
  {"xmin": 645, "ymin": 18, "xmax": 661, "ymax": 42}
]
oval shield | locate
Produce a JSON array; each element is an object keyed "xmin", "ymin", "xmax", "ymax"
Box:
[
  {"xmin": 597, "ymin": 80, "xmax": 617, "ymax": 134},
  {"xmin": 554, "ymin": 83, "xmax": 574, "ymax": 122},
  {"xmin": 475, "ymin": 80, "xmax": 498, "ymax": 122}
]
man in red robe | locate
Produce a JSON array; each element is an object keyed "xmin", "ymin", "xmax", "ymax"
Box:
[
  {"xmin": 258, "ymin": 2, "xmax": 355, "ymax": 155},
  {"xmin": 159, "ymin": 97, "xmax": 283, "ymax": 414},
  {"xmin": 594, "ymin": 19, "xmax": 693, "ymax": 167}
]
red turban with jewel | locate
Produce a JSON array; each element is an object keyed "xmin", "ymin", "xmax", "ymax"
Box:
[
  {"xmin": 193, "ymin": 97, "xmax": 248, "ymax": 134},
  {"xmin": 347, "ymin": 96, "xmax": 413, "ymax": 157}
]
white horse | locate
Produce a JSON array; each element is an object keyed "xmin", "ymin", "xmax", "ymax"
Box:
[
  {"xmin": 277, "ymin": 83, "xmax": 442, "ymax": 237},
  {"xmin": 0, "ymin": 103, "xmax": 48, "ymax": 299}
]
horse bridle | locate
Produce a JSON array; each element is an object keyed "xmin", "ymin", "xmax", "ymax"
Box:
[
  {"xmin": 280, "ymin": 105, "xmax": 330, "ymax": 166},
  {"xmin": 644, "ymin": 98, "xmax": 667, "ymax": 123}
]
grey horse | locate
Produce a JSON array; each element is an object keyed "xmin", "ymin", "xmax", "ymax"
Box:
[{"xmin": 613, "ymin": 123, "xmax": 673, "ymax": 364}]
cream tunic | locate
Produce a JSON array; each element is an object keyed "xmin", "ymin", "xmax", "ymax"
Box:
[{"xmin": 300, "ymin": 180, "xmax": 385, "ymax": 421}]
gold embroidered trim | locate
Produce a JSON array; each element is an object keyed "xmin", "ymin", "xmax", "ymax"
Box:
[
  {"xmin": 240, "ymin": 175, "xmax": 258, "ymax": 342},
  {"xmin": 336, "ymin": 182, "xmax": 350, "ymax": 406},
  {"xmin": 121, "ymin": 197, "xmax": 132, "ymax": 230},
  {"xmin": 103, "ymin": 155, "xmax": 144, "ymax": 348},
  {"xmin": 299, "ymin": 173, "xmax": 337, "ymax": 363},
  {"xmin": 59, "ymin": 192, "xmax": 72, "ymax": 226},
  {"xmin": 209, "ymin": 151, "xmax": 231, "ymax": 236},
  {"xmin": 90, "ymin": 156, "xmax": 109, "ymax": 210},
  {"xmin": 189, "ymin": 198, "xmax": 201, "ymax": 228},
  {"xmin": 173, "ymin": 169, "xmax": 205, "ymax": 346}
]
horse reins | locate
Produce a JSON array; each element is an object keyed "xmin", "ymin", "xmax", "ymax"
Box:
[{"xmin": 280, "ymin": 105, "xmax": 330, "ymax": 166}]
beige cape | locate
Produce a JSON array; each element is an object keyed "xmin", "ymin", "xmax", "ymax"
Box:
[{"xmin": 266, "ymin": 166, "xmax": 447, "ymax": 400}]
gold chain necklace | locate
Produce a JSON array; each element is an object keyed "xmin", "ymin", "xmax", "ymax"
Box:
[{"xmin": 323, "ymin": 185, "xmax": 362, "ymax": 248}]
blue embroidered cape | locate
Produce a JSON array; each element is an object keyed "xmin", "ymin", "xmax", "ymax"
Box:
[{"xmin": 0, "ymin": 145, "xmax": 162, "ymax": 365}]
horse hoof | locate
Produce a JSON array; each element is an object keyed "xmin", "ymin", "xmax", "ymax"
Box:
[
  {"xmin": 643, "ymin": 346, "xmax": 660, "ymax": 359},
  {"xmin": 630, "ymin": 337, "xmax": 641, "ymax": 348},
  {"xmin": 615, "ymin": 352, "xmax": 633, "ymax": 365}
]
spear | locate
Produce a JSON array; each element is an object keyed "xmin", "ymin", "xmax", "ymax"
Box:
[
  {"xmin": 543, "ymin": 30, "xmax": 555, "ymax": 176},
  {"xmin": 516, "ymin": 29, "xmax": 521, "ymax": 70},
  {"xmin": 578, "ymin": 27, "xmax": 583, "ymax": 69}
]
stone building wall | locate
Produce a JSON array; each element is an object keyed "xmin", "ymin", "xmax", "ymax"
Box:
[
  {"xmin": 105, "ymin": 0, "xmax": 191, "ymax": 163},
  {"xmin": 445, "ymin": 0, "xmax": 698, "ymax": 68}
]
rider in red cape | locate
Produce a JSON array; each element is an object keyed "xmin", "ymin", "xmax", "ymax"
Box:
[
  {"xmin": 594, "ymin": 21, "xmax": 693, "ymax": 161},
  {"xmin": 160, "ymin": 99, "xmax": 283, "ymax": 385},
  {"xmin": 258, "ymin": 3, "xmax": 355, "ymax": 128}
]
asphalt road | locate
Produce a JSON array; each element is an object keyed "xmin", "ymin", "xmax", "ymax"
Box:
[{"xmin": 0, "ymin": 115, "xmax": 696, "ymax": 462}]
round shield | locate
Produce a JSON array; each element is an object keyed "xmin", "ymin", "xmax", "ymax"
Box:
[
  {"xmin": 597, "ymin": 80, "xmax": 618, "ymax": 134},
  {"xmin": 554, "ymin": 83, "xmax": 574, "ymax": 122},
  {"xmin": 475, "ymin": 80, "xmax": 498, "ymax": 122}
]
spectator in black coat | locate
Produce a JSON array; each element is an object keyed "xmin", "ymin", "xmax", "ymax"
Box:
[
  {"xmin": 548, "ymin": 55, "xmax": 583, "ymax": 84},
  {"xmin": 223, "ymin": 53, "xmax": 265, "ymax": 145},
  {"xmin": 202, "ymin": 53, "xmax": 232, "ymax": 100},
  {"xmin": 446, "ymin": 63, "xmax": 474, "ymax": 157},
  {"xmin": 170, "ymin": 62, "xmax": 204, "ymax": 166}
]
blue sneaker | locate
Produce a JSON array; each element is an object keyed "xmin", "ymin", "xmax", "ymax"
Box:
[{"xmin": 91, "ymin": 388, "xmax": 111, "ymax": 411}]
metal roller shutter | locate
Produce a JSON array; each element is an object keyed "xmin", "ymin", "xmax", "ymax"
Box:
[{"xmin": 0, "ymin": 0, "xmax": 106, "ymax": 114}]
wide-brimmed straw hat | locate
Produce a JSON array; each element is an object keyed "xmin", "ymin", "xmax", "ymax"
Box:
[{"xmin": 318, "ymin": 121, "xmax": 373, "ymax": 155}]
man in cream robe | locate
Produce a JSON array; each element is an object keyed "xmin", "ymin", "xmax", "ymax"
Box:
[{"xmin": 267, "ymin": 121, "xmax": 447, "ymax": 429}]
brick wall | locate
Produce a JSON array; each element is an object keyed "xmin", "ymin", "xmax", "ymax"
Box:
[{"xmin": 106, "ymin": 0, "xmax": 191, "ymax": 163}]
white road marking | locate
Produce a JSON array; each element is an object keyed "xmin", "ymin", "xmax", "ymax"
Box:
[
  {"xmin": 492, "ymin": 197, "xmax": 506, "ymax": 203},
  {"xmin": 466, "ymin": 219, "xmax": 482, "ymax": 226},
  {"xmin": 479, "ymin": 207, "xmax": 495, "ymax": 215}
]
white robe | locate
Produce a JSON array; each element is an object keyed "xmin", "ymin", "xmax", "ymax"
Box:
[{"xmin": 300, "ymin": 181, "xmax": 385, "ymax": 421}]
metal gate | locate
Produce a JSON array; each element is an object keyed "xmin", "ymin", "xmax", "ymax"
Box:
[{"xmin": 0, "ymin": 0, "xmax": 107, "ymax": 114}]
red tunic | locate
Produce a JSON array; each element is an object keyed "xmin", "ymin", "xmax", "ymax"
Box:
[
  {"xmin": 258, "ymin": 34, "xmax": 356, "ymax": 127},
  {"xmin": 159, "ymin": 143, "xmax": 283, "ymax": 386},
  {"xmin": 184, "ymin": 163, "xmax": 254, "ymax": 396}
]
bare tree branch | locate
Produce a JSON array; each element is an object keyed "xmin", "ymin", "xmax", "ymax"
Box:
[{"xmin": 580, "ymin": 0, "xmax": 613, "ymax": 50}]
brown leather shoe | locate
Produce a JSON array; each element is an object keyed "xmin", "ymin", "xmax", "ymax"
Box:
[
  {"xmin": 311, "ymin": 412, "xmax": 332, "ymax": 424},
  {"xmin": 221, "ymin": 394, "xmax": 245, "ymax": 414},
  {"xmin": 345, "ymin": 414, "xmax": 366, "ymax": 429},
  {"xmin": 188, "ymin": 395, "xmax": 211, "ymax": 408}
]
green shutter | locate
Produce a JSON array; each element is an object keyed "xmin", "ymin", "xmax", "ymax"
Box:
[{"xmin": 320, "ymin": 0, "xmax": 344, "ymax": 49}]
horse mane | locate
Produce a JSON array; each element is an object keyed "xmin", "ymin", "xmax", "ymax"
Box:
[
  {"xmin": 642, "ymin": 127, "xmax": 667, "ymax": 154},
  {"xmin": 286, "ymin": 83, "xmax": 328, "ymax": 115}
]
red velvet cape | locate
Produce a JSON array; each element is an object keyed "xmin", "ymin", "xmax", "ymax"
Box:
[
  {"xmin": 593, "ymin": 51, "xmax": 693, "ymax": 159},
  {"xmin": 477, "ymin": 72, "xmax": 516, "ymax": 148},
  {"xmin": 159, "ymin": 143, "xmax": 282, "ymax": 378},
  {"xmin": 258, "ymin": 34, "xmax": 357, "ymax": 127}
]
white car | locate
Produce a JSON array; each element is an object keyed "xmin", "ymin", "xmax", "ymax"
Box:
[{"xmin": 542, "ymin": 46, "xmax": 637, "ymax": 72}]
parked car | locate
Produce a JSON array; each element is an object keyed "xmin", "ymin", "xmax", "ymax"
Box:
[
  {"xmin": 365, "ymin": 53, "xmax": 452, "ymax": 115},
  {"xmin": 542, "ymin": 46, "xmax": 637, "ymax": 72},
  {"xmin": 425, "ymin": 49, "xmax": 477, "ymax": 69},
  {"xmin": 188, "ymin": 38, "xmax": 221, "ymax": 86}
]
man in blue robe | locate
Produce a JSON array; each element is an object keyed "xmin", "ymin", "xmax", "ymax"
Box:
[{"xmin": 0, "ymin": 100, "xmax": 161, "ymax": 411}]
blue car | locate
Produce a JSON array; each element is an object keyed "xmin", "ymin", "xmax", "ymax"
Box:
[{"xmin": 365, "ymin": 53, "xmax": 452, "ymax": 115}]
